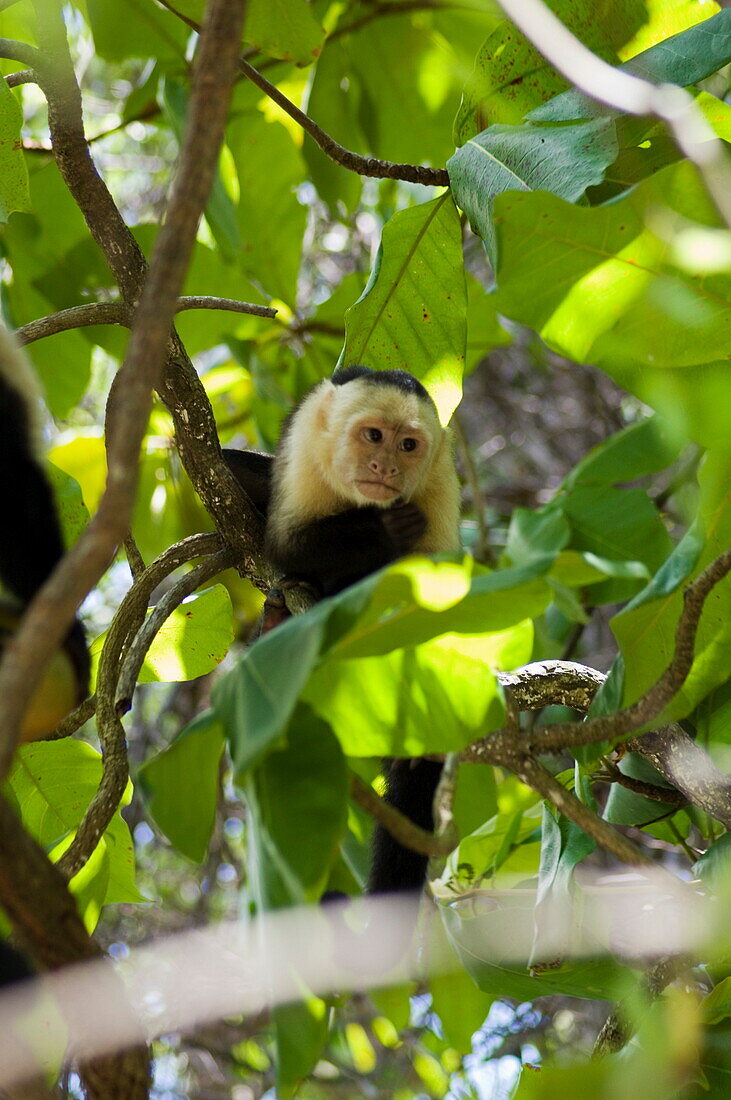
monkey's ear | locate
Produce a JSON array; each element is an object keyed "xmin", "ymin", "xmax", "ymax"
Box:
[
  {"xmin": 222, "ymin": 449, "xmax": 273, "ymax": 518},
  {"xmin": 0, "ymin": 602, "xmax": 81, "ymax": 743}
]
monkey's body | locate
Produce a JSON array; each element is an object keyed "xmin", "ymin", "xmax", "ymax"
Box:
[
  {"xmin": 0, "ymin": 354, "xmax": 90, "ymax": 741},
  {"xmin": 224, "ymin": 366, "xmax": 461, "ymax": 893}
]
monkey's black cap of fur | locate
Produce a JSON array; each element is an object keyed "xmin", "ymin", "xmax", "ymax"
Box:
[{"xmin": 333, "ymin": 365, "xmax": 431, "ymax": 403}]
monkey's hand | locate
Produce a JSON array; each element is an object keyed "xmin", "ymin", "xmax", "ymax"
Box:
[{"xmin": 381, "ymin": 500, "xmax": 427, "ymax": 555}]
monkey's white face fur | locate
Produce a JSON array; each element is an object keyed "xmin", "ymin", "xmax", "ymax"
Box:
[
  {"xmin": 268, "ymin": 375, "xmax": 461, "ymax": 556},
  {"xmin": 320, "ymin": 380, "xmax": 439, "ymax": 506}
]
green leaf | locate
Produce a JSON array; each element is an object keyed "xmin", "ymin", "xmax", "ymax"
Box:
[
  {"xmin": 341, "ymin": 193, "xmax": 466, "ymax": 425},
  {"xmin": 493, "ymin": 161, "xmax": 731, "ymax": 371},
  {"xmin": 244, "ymin": 708, "xmax": 349, "ymax": 905},
  {"xmin": 161, "ymin": 79, "xmax": 243, "ymax": 260},
  {"xmin": 0, "ymin": 77, "xmax": 29, "ymax": 221},
  {"xmin": 5, "ymin": 741, "xmax": 142, "ymax": 927},
  {"xmin": 303, "ymin": 630, "xmax": 509, "ymax": 757},
  {"xmin": 559, "ymin": 485, "xmax": 673, "ymax": 603},
  {"xmin": 504, "ymin": 507, "xmax": 570, "ymax": 569},
  {"xmin": 448, "ymin": 119, "xmax": 617, "ymax": 266},
  {"xmin": 302, "ymin": 37, "xmax": 364, "ymax": 212},
  {"xmin": 213, "ymin": 606, "xmax": 329, "ymax": 776},
  {"xmin": 243, "ymin": 0, "xmax": 325, "ymax": 65},
  {"xmin": 47, "ymin": 464, "xmax": 89, "ymax": 548},
  {"xmin": 138, "ymin": 710, "xmax": 225, "ymax": 863},
  {"xmin": 139, "ymin": 585, "xmax": 235, "ymax": 684},
  {"xmin": 531, "ymin": 8, "xmax": 731, "ymax": 123},
  {"xmin": 693, "ymin": 833, "xmax": 731, "ymax": 894},
  {"xmin": 563, "ymin": 416, "xmax": 685, "ymax": 489},
  {"xmin": 350, "ymin": 17, "xmax": 460, "ymax": 167},
  {"xmin": 228, "ymin": 108, "xmax": 306, "ymax": 307},
  {"xmin": 533, "ymin": 800, "xmax": 596, "ymax": 961},
  {"xmin": 465, "ymin": 273, "xmax": 512, "ymax": 372},
  {"xmin": 272, "ymin": 998, "xmax": 329, "ymax": 1098},
  {"xmin": 440, "ymin": 897, "xmax": 628, "ymax": 1001},
  {"xmin": 603, "ymin": 753, "xmax": 679, "ymax": 826},
  {"xmin": 436, "ymin": 802, "xmax": 543, "ymax": 892},
  {"xmin": 215, "ymin": 557, "xmax": 550, "ymax": 772},
  {"xmin": 86, "ymin": 0, "xmax": 188, "ymax": 64},
  {"xmin": 703, "ymin": 975, "xmax": 731, "ymax": 1024},
  {"xmin": 612, "ymin": 452, "xmax": 731, "ymax": 722}
]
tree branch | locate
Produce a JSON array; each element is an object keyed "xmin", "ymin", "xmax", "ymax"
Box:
[
  {"xmin": 527, "ymin": 550, "xmax": 731, "ymax": 753},
  {"xmin": 0, "ymin": 0, "xmax": 251, "ymax": 780},
  {"xmin": 157, "ymin": 0, "xmax": 448, "ymax": 187},
  {"xmin": 56, "ymin": 534, "xmax": 225, "ymax": 880},
  {"xmin": 15, "ymin": 296, "xmax": 276, "ymax": 345},
  {"xmin": 350, "ymin": 772, "xmax": 455, "ymax": 858}
]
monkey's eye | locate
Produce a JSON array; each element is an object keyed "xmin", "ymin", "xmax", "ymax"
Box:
[
  {"xmin": 365, "ymin": 427, "xmax": 382, "ymax": 443},
  {"xmin": 401, "ymin": 437, "xmax": 418, "ymax": 452}
]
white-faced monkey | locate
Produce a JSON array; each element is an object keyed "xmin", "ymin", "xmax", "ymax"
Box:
[{"xmin": 224, "ymin": 365, "xmax": 461, "ymax": 894}]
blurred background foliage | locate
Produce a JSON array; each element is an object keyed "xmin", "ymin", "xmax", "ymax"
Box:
[{"xmin": 1, "ymin": 0, "xmax": 731, "ymax": 1097}]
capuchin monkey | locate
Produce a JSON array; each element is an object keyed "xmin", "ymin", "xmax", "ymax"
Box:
[
  {"xmin": 224, "ymin": 365, "xmax": 461, "ymax": 895},
  {"xmin": 0, "ymin": 336, "xmax": 90, "ymax": 743}
]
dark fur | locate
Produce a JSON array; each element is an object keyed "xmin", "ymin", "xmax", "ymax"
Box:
[
  {"xmin": 224, "ymin": 368, "xmax": 446, "ymax": 895},
  {"xmin": 0, "ymin": 374, "xmax": 89, "ymax": 701}
]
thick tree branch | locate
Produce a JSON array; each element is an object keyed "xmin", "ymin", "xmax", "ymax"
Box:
[
  {"xmin": 15, "ymin": 297, "xmax": 276, "ymax": 345},
  {"xmin": 0, "ymin": 0, "xmax": 251, "ymax": 780},
  {"xmin": 0, "ymin": 794, "xmax": 150, "ymax": 1098}
]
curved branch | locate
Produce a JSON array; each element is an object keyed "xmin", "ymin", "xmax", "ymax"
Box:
[
  {"xmin": 0, "ymin": 38, "xmax": 39, "ymax": 66},
  {"xmin": 526, "ymin": 550, "xmax": 731, "ymax": 752},
  {"xmin": 15, "ymin": 296, "xmax": 277, "ymax": 345},
  {"xmin": 56, "ymin": 534, "xmax": 225, "ymax": 881},
  {"xmin": 115, "ymin": 545, "xmax": 237, "ymax": 713},
  {"xmin": 239, "ymin": 57, "xmax": 449, "ymax": 187}
]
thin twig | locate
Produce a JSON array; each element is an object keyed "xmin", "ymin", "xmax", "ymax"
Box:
[
  {"xmin": 157, "ymin": 0, "xmax": 448, "ymax": 187},
  {"xmin": 6, "ymin": 68, "xmax": 35, "ymax": 87},
  {"xmin": 15, "ymin": 297, "xmax": 276, "ymax": 345}
]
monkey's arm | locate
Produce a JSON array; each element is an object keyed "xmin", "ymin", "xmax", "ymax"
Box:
[
  {"xmin": 222, "ymin": 448, "xmax": 273, "ymax": 518},
  {"xmin": 267, "ymin": 501, "xmax": 426, "ymax": 596}
]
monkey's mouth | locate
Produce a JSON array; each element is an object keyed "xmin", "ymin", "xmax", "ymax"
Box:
[{"xmin": 356, "ymin": 479, "xmax": 401, "ymax": 501}]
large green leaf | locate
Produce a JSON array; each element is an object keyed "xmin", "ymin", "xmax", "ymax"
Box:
[
  {"xmin": 86, "ymin": 0, "xmax": 188, "ymax": 64},
  {"xmin": 453, "ymin": 0, "xmax": 708, "ymax": 141},
  {"xmin": 138, "ymin": 710, "xmax": 226, "ymax": 862},
  {"xmin": 0, "ymin": 77, "xmax": 29, "ymax": 222},
  {"xmin": 493, "ymin": 161, "xmax": 731, "ymax": 370},
  {"xmin": 242, "ymin": 0, "xmax": 325, "ymax": 65},
  {"xmin": 228, "ymin": 105, "xmax": 306, "ymax": 307},
  {"xmin": 139, "ymin": 585, "xmax": 235, "ymax": 684},
  {"xmin": 5, "ymin": 741, "xmax": 143, "ymax": 927},
  {"xmin": 245, "ymin": 708, "xmax": 349, "ymax": 905},
  {"xmin": 448, "ymin": 119, "xmax": 617, "ymax": 266},
  {"xmin": 214, "ymin": 558, "xmax": 551, "ymax": 774},
  {"xmin": 611, "ymin": 451, "xmax": 731, "ymax": 722},
  {"xmin": 342, "ymin": 193, "xmax": 466, "ymax": 424},
  {"xmin": 532, "ymin": 7, "xmax": 731, "ymax": 123}
]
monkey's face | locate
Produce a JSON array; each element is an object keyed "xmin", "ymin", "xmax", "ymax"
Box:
[
  {"xmin": 343, "ymin": 417, "xmax": 431, "ymax": 504},
  {"xmin": 319, "ymin": 380, "xmax": 441, "ymax": 507}
]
